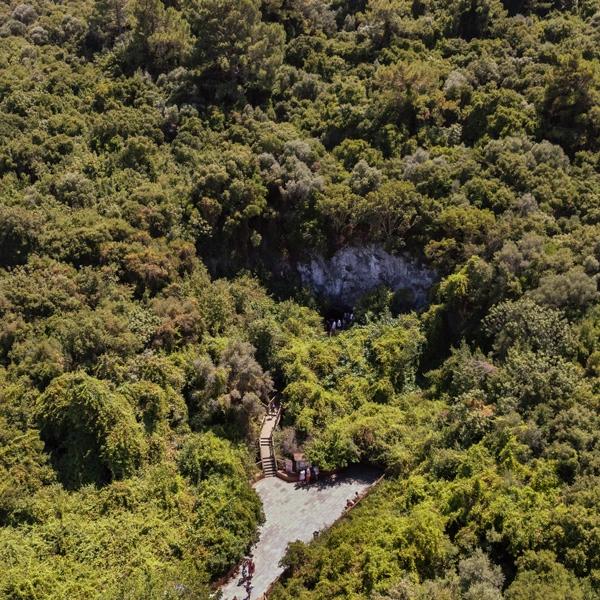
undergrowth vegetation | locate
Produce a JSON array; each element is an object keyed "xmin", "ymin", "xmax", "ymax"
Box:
[{"xmin": 0, "ymin": 0, "xmax": 599, "ymax": 597}]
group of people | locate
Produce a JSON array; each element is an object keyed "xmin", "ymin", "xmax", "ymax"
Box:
[
  {"xmin": 233, "ymin": 557, "xmax": 256, "ymax": 600},
  {"xmin": 298, "ymin": 465, "xmax": 319, "ymax": 485},
  {"xmin": 326, "ymin": 311, "xmax": 354, "ymax": 336},
  {"xmin": 345, "ymin": 491, "xmax": 361, "ymax": 510}
]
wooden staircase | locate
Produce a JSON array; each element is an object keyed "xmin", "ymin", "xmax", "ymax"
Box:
[{"xmin": 259, "ymin": 405, "xmax": 281, "ymax": 478}]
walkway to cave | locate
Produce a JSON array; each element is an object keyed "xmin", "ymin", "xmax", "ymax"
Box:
[
  {"xmin": 259, "ymin": 404, "xmax": 281, "ymax": 478},
  {"xmin": 219, "ymin": 465, "xmax": 381, "ymax": 600}
]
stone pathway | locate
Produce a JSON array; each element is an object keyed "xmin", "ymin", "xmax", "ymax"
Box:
[{"xmin": 220, "ymin": 466, "xmax": 381, "ymax": 600}]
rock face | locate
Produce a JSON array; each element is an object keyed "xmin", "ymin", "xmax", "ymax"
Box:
[{"xmin": 297, "ymin": 245, "xmax": 436, "ymax": 308}]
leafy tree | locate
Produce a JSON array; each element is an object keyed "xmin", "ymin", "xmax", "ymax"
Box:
[
  {"xmin": 458, "ymin": 549, "xmax": 504, "ymax": 600},
  {"xmin": 506, "ymin": 551, "xmax": 585, "ymax": 600},
  {"xmin": 36, "ymin": 372, "xmax": 147, "ymax": 488},
  {"xmin": 357, "ymin": 180, "xmax": 424, "ymax": 248},
  {"xmin": 85, "ymin": 0, "xmax": 129, "ymax": 51},
  {"xmin": 542, "ymin": 56, "xmax": 600, "ymax": 154},
  {"xmin": 0, "ymin": 415, "xmax": 55, "ymax": 525},
  {"xmin": 483, "ymin": 298, "xmax": 574, "ymax": 358},
  {"xmin": 127, "ymin": 0, "xmax": 193, "ymax": 74},
  {"xmin": 184, "ymin": 0, "xmax": 285, "ymax": 101},
  {"xmin": 177, "ymin": 431, "xmax": 246, "ymax": 483},
  {"xmin": 370, "ymin": 315, "xmax": 425, "ymax": 391}
]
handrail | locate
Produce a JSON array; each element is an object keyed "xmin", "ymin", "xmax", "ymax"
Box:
[
  {"xmin": 257, "ymin": 403, "xmax": 282, "ymax": 477},
  {"xmin": 268, "ymin": 405, "xmax": 282, "ymax": 474}
]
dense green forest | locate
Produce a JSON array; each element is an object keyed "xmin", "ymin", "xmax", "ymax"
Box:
[{"xmin": 0, "ymin": 0, "xmax": 599, "ymax": 598}]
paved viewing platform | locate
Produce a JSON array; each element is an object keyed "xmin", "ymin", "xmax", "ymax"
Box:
[{"xmin": 220, "ymin": 465, "xmax": 381, "ymax": 600}]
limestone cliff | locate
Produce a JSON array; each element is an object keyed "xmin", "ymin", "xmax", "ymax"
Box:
[{"xmin": 297, "ymin": 245, "xmax": 436, "ymax": 308}]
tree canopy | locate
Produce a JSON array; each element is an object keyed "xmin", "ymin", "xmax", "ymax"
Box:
[{"xmin": 0, "ymin": 0, "xmax": 599, "ymax": 597}]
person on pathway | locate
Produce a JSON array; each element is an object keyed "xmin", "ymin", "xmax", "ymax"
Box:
[
  {"xmin": 244, "ymin": 581, "xmax": 252, "ymax": 600},
  {"xmin": 299, "ymin": 469, "xmax": 305, "ymax": 485},
  {"xmin": 249, "ymin": 559, "xmax": 256, "ymax": 577},
  {"xmin": 306, "ymin": 467, "xmax": 311, "ymax": 485},
  {"xmin": 313, "ymin": 465, "xmax": 319, "ymax": 481}
]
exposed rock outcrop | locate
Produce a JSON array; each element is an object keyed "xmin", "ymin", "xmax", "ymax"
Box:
[{"xmin": 297, "ymin": 245, "xmax": 436, "ymax": 308}]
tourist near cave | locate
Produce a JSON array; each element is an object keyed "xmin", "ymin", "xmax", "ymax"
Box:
[{"xmin": 0, "ymin": 0, "xmax": 599, "ymax": 599}]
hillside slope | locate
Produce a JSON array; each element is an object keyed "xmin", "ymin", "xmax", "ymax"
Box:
[{"xmin": 0, "ymin": 0, "xmax": 599, "ymax": 598}]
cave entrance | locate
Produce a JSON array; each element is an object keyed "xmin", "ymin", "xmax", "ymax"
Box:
[
  {"xmin": 322, "ymin": 301, "xmax": 355, "ymax": 335},
  {"xmin": 323, "ymin": 302, "xmax": 351, "ymax": 321}
]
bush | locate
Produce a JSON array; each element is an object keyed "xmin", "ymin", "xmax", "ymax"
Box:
[{"xmin": 36, "ymin": 372, "xmax": 147, "ymax": 488}]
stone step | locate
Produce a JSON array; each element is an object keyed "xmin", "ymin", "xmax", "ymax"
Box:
[{"xmin": 258, "ymin": 406, "xmax": 281, "ymax": 477}]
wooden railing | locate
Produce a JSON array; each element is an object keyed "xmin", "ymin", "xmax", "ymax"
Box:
[{"xmin": 257, "ymin": 403, "xmax": 282, "ymax": 477}]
